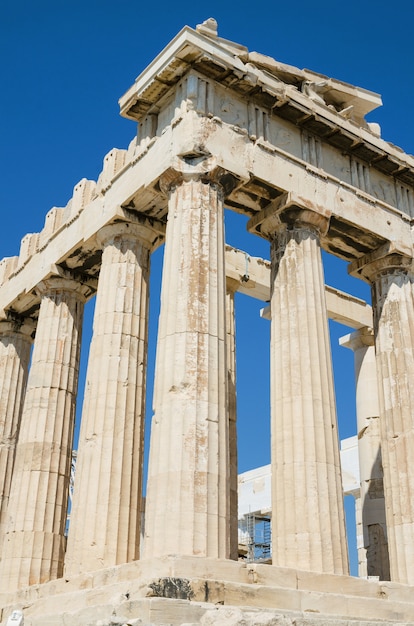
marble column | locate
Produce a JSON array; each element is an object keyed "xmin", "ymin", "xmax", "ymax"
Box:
[
  {"xmin": 144, "ymin": 171, "xmax": 229, "ymax": 559},
  {"xmin": 354, "ymin": 492, "xmax": 366, "ymax": 577},
  {"xmin": 0, "ymin": 317, "xmax": 34, "ymax": 559},
  {"xmin": 250, "ymin": 207, "xmax": 348, "ymax": 574},
  {"xmin": 0, "ymin": 276, "xmax": 90, "ymax": 591},
  {"xmin": 340, "ymin": 328, "xmax": 389, "ymax": 580},
  {"xmin": 64, "ymin": 220, "xmax": 163, "ymax": 578},
  {"xmin": 350, "ymin": 251, "xmax": 414, "ymax": 584},
  {"xmin": 226, "ymin": 278, "xmax": 239, "ymax": 560}
]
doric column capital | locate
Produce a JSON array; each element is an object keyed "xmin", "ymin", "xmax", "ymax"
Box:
[
  {"xmin": 96, "ymin": 218, "xmax": 165, "ymax": 251},
  {"xmin": 0, "ymin": 313, "xmax": 35, "ymax": 340},
  {"xmin": 349, "ymin": 241, "xmax": 413, "ymax": 284},
  {"xmin": 35, "ymin": 271, "xmax": 94, "ymax": 302},
  {"xmin": 159, "ymin": 157, "xmax": 238, "ymax": 197},
  {"xmin": 248, "ymin": 191, "xmax": 330, "ymax": 240}
]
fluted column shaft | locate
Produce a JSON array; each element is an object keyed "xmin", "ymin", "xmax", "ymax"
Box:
[
  {"xmin": 144, "ymin": 174, "xmax": 229, "ymax": 559},
  {"xmin": 340, "ymin": 329, "xmax": 389, "ymax": 580},
  {"xmin": 0, "ymin": 318, "xmax": 33, "ymax": 559},
  {"xmin": 65, "ymin": 221, "xmax": 162, "ymax": 577},
  {"xmin": 268, "ymin": 211, "xmax": 348, "ymax": 574},
  {"xmin": 354, "ymin": 493, "xmax": 365, "ymax": 577},
  {"xmin": 226, "ymin": 279, "xmax": 238, "ymax": 560},
  {"xmin": 357, "ymin": 254, "xmax": 414, "ymax": 584},
  {"xmin": 0, "ymin": 277, "xmax": 88, "ymax": 591}
]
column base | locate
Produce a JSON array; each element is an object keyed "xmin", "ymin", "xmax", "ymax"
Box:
[{"xmin": 1, "ymin": 555, "xmax": 414, "ymax": 625}]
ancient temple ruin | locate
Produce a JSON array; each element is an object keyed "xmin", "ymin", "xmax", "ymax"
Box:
[{"xmin": 1, "ymin": 18, "xmax": 414, "ymax": 625}]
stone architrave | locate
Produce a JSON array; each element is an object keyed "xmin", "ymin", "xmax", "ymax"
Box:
[
  {"xmin": 144, "ymin": 166, "xmax": 229, "ymax": 559},
  {"xmin": 0, "ymin": 317, "xmax": 34, "ymax": 558},
  {"xmin": 0, "ymin": 276, "xmax": 90, "ymax": 591},
  {"xmin": 64, "ymin": 220, "xmax": 164, "ymax": 578},
  {"xmin": 249, "ymin": 205, "xmax": 349, "ymax": 575},
  {"xmin": 350, "ymin": 251, "xmax": 414, "ymax": 584},
  {"xmin": 340, "ymin": 328, "xmax": 390, "ymax": 580},
  {"xmin": 226, "ymin": 278, "xmax": 239, "ymax": 560}
]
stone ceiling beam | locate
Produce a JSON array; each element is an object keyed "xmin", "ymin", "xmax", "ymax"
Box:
[{"xmin": 226, "ymin": 245, "xmax": 372, "ymax": 329}]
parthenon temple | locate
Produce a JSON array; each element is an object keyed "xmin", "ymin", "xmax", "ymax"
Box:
[{"xmin": 1, "ymin": 18, "xmax": 414, "ymax": 626}]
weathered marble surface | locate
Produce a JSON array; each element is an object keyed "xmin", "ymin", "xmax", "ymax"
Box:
[
  {"xmin": 1, "ymin": 15, "xmax": 414, "ymax": 626},
  {"xmin": 1, "ymin": 556, "xmax": 414, "ymax": 626}
]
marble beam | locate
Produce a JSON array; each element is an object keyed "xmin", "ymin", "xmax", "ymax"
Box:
[{"xmin": 225, "ymin": 245, "xmax": 373, "ymax": 329}]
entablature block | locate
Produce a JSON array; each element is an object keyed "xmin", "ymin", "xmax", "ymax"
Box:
[{"xmin": 119, "ymin": 22, "xmax": 414, "ymax": 191}]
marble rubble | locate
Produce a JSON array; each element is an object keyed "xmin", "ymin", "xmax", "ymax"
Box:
[{"xmin": 1, "ymin": 17, "xmax": 414, "ymax": 626}]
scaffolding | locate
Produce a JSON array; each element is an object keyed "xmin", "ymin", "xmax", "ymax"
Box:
[
  {"xmin": 239, "ymin": 512, "xmax": 272, "ymax": 563},
  {"xmin": 65, "ymin": 450, "xmax": 77, "ymax": 535}
]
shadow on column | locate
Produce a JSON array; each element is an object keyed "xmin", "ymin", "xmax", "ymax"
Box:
[{"xmin": 362, "ymin": 445, "xmax": 390, "ymax": 580}]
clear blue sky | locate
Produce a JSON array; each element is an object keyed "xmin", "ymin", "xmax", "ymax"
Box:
[{"xmin": 1, "ymin": 1, "xmax": 413, "ymax": 573}]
